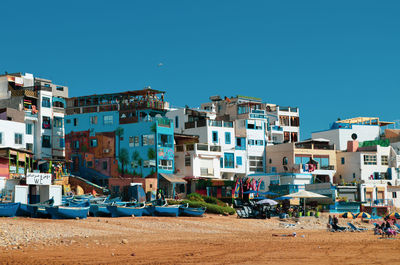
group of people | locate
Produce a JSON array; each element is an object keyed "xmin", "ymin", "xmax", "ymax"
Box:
[{"xmin": 374, "ymin": 218, "xmax": 398, "ymax": 237}]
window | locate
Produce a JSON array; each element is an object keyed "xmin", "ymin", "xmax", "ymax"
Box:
[
  {"xmin": 185, "ymin": 155, "xmax": 191, "ymax": 166},
  {"xmin": 26, "ymin": 143, "xmax": 33, "ymax": 151},
  {"xmin": 282, "ymin": 157, "xmax": 288, "ymax": 165},
  {"xmin": 42, "ymin": 116, "xmax": 51, "ymax": 129},
  {"xmin": 0, "ymin": 132, "xmax": 3, "ymax": 144},
  {"xmin": 14, "ymin": 133, "xmax": 23, "ymax": 145},
  {"xmin": 381, "ymin": 156, "xmax": 388, "ymax": 165},
  {"xmin": 260, "ymin": 181, "xmax": 265, "ymax": 190},
  {"xmin": 134, "ymin": 136, "xmax": 139, "ymax": 146},
  {"xmin": 224, "ymin": 153, "xmax": 234, "ymax": 168},
  {"xmin": 353, "ymin": 173, "xmax": 356, "ymax": 179},
  {"xmin": 87, "ymin": 161, "xmax": 93, "ymax": 168},
  {"xmin": 393, "ymin": 192, "xmax": 397, "ymax": 199},
  {"xmin": 129, "ymin": 136, "xmax": 134, "ymax": 147},
  {"xmin": 142, "ymin": 135, "xmax": 149, "ymax": 146},
  {"xmin": 73, "ymin": 140, "xmax": 79, "ymax": 149},
  {"xmin": 25, "ymin": 123, "xmax": 32, "ymax": 135},
  {"xmin": 73, "ymin": 118, "xmax": 78, "ymax": 126},
  {"xmin": 341, "ymin": 157, "xmax": 345, "ymax": 165},
  {"xmin": 66, "ymin": 119, "xmax": 71, "ymax": 124},
  {"xmin": 158, "ymin": 159, "xmax": 173, "ymax": 170},
  {"xmin": 42, "ymin": 97, "xmax": 51, "ymax": 108},
  {"xmin": 90, "ymin": 116, "xmax": 98, "ymax": 125},
  {"xmin": 364, "ymin": 155, "xmax": 377, "ymax": 165},
  {"xmin": 236, "ymin": 156, "xmax": 242, "ymax": 166},
  {"xmin": 90, "ymin": 139, "xmax": 98, "ymax": 147},
  {"xmin": 236, "ymin": 137, "xmax": 246, "ymax": 150},
  {"xmin": 295, "ymin": 155, "xmax": 311, "ymax": 164},
  {"xmin": 249, "ymin": 156, "xmax": 264, "ymax": 172},
  {"xmin": 102, "ymin": 161, "xmax": 108, "ymax": 170},
  {"xmin": 60, "ymin": 138, "xmax": 65, "ymax": 148},
  {"xmin": 56, "ymin": 86, "xmax": 64, "ymax": 91},
  {"xmin": 225, "ymin": 132, "xmax": 231, "ymax": 144},
  {"xmin": 103, "ymin": 115, "xmax": 113, "ymax": 125},
  {"xmin": 42, "ymin": 135, "xmax": 51, "ymax": 148},
  {"xmin": 238, "ymin": 105, "xmax": 248, "ymax": 114},
  {"xmin": 248, "ymin": 139, "xmax": 255, "ymax": 145},
  {"xmin": 256, "ymin": 140, "xmax": 263, "ymax": 146},
  {"xmin": 54, "ymin": 117, "xmax": 63, "ymax": 128},
  {"xmin": 212, "ymin": 131, "xmax": 218, "ymax": 143},
  {"xmin": 220, "ymin": 157, "xmax": 224, "ymax": 168},
  {"xmin": 175, "ymin": 116, "xmax": 179, "ymax": 128},
  {"xmin": 158, "ymin": 134, "xmax": 171, "ymax": 147}
]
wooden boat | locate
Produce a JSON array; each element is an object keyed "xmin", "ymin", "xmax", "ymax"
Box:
[
  {"xmin": 179, "ymin": 205, "xmax": 206, "ymax": 217},
  {"xmin": 154, "ymin": 205, "xmax": 181, "ymax": 217},
  {"xmin": 26, "ymin": 199, "xmax": 54, "ymax": 218},
  {"xmin": 106, "ymin": 204, "xmax": 144, "ymax": 217},
  {"xmin": 46, "ymin": 201, "xmax": 90, "ymax": 219},
  {"xmin": 0, "ymin": 203, "xmax": 20, "ymax": 217}
]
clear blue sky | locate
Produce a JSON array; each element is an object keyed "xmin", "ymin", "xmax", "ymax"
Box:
[{"xmin": 1, "ymin": 1, "xmax": 399, "ymax": 139}]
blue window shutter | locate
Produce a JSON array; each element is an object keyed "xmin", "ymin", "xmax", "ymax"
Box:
[
  {"xmin": 225, "ymin": 132, "xmax": 231, "ymax": 144},
  {"xmin": 220, "ymin": 157, "xmax": 224, "ymax": 168}
]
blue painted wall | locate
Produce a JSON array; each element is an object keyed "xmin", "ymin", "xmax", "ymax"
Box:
[{"xmin": 65, "ymin": 111, "xmax": 174, "ymax": 180}]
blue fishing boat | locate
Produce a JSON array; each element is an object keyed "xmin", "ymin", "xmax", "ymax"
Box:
[
  {"xmin": 46, "ymin": 201, "xmax": 90, "ymax": 219},
  {"xmin": 90, "ymin": 204, "xmax": 111, "ymax": 217},
  {"xmin": 143, "ymin": 205, "xmax": 155, "ymax": 216},
  {"xmin": 179, "ymin": 205, "xmax": 206, "ymax": 217},
  {"xmin": 0, "ymin": 202, "xmax": 20, "ymax": 217},
  {"xmin": 16, "ymin": 203, "xmax": 32, "ymax": 217},
  {"xmin": 106, "ymin": 204, "xmax": 144, "ymax": 217},
  {"xmin": 154, "ymin": 205, "xmax": 180, "ymax": 217}
]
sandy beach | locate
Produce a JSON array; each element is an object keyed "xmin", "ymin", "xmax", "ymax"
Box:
[{"xmin": 0, "ymin": 214, "xmax": 399, "ymax": 264}]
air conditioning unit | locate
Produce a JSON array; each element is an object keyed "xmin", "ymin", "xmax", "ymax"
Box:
[{"xmin": 103, "ymin": 149, "xmax": 110, "ymax": 153}]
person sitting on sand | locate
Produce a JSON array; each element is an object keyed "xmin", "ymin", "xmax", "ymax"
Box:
[
  {"xmin": 374, "ymin": 223, "xmax": 382, "ymax": 235},
  {"xmin": 331, "ymin": 215, "xmax": 346, "ymax": 231}
]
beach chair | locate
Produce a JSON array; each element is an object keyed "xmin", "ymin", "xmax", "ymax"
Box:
[{"xmin": 348, "ymin": 223, "xmax": 367, "ymax": 232}]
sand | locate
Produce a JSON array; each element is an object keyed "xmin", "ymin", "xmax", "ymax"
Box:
[{"xmin": 0, "ymin": 214, "xmax": 399, "ymax": 264}]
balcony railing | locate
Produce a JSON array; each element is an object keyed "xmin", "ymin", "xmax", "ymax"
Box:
[
  {"xmin": 175, "ymin": 143, "xmax": 221, "ymax": 153},
  {"xmin": 364, "ymin": 199, "xmax": 393, "ymax": 207}
]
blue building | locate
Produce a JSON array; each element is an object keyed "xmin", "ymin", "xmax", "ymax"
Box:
[{"xmin": 64, "ymin": 88, "xmax": 175, "ymax": 193}]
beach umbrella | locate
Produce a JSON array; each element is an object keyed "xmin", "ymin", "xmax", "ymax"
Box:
[
  {"xmin": 354, "ymin": 212, "xmax": 371, "ymax": 219},
  {"xmin": 275, "ymin": 196, "xmax": 292, "ymax": 201},
  {"xmin": 283, "ymin": 190, "xmax": 328, "ymax": 213},
  {"xmin": 256, "ymin": 199, "xmax": 278, "ymax": 205},
  {"xmin": 339, "ymin": 212, "xmax": 354, "ymax": 219},
  {"xmin": 386, "ymin": 212, "xmax": 400, "ymax": 219}
]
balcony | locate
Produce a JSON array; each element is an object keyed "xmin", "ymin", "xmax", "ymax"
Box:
[
  {"xmin": 293, "ymin": 164, "xmax": 335, "ymax": 173},
  {"xmin": 24, "ymin": 110, "xmax": 38, "ymax": 119},
  {"xmin": 175, "ymin": 143, "xmax": 221, "ymax": 153},
  {"xmin": 364, "ymin": 199, "xmax": 393, "ymax": 207}
]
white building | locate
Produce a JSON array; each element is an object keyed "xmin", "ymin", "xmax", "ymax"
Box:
[
  {"xmin": 312, "ymin": 117, "xmax": 393, "ymax": 151},
  {"xmin": 167, "ymin": 107, "xmax": 246, "ymax": 180},
  {"xmin": 0, "ymin": 73, "xmax": 68, "ymax": 170},
  {"xmin": 0, "ymin": 120, "xmax": 26, "ymax": 150},
  {"xmin": 335, "ymin": 140, "xmax": 400, "ymax": 206},
  {"xmin": 265, "ymin": 104, "xmax": 300, "ymax": 144}
]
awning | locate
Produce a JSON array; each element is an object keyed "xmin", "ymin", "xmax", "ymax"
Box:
[
  {"xmin": 159, "ymin": 173, "xmax": 187, "ymax": 184},
  {"xmin": 377, "ymin": 186, "xmax": 385, "ymax": 191},
  {"xmin": 365, "ymin": 187, "xmax": 374, "ymax": 192}
]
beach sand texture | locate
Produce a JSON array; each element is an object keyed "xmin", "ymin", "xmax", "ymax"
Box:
[{"xmin": 0, "ymin": 214, "xmax": 398, "ymax": 264}]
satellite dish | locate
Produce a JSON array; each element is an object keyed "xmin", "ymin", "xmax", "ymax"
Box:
[{"xmin": 351, "ymin": 133, "xmax": 357, "ymax": 140}]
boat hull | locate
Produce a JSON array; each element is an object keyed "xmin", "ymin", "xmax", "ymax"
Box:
[
  {"xmin": 154, "ymin": 206, "xmax": 180, "ymax": 217},
  {"xmin": 179, "ymin": 207, "xmax": 206, "ymax": 217},
  {"xmin": 16, "ymin": 204, "xmax": 32, "ymax": 217},
  {"xmin": 106, "ymin": 205, "xmax": 144, "ymax": 217},
  {"xmin": 0, "ymin": 203, "xmax": 20, "ymax": 217},
  {"xmin": 89, "ymin": 205, "xmax": 111, "ymax": 217},
  {"xmin": 46, "ymin": 206, "xmax": 90, "ymax": 219}
]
